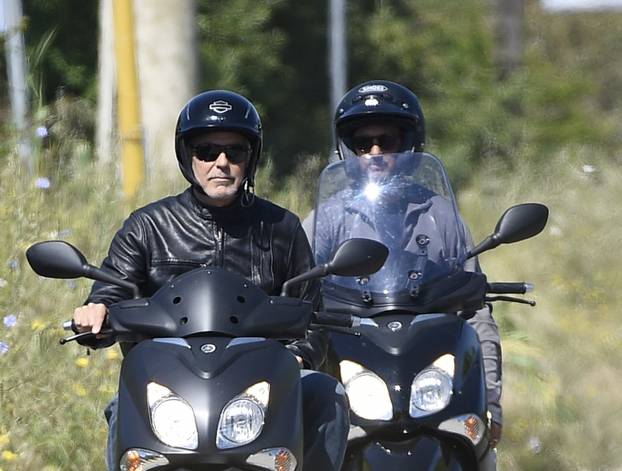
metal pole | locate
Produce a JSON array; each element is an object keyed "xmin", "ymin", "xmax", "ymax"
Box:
[
  {"xmin": 112, "ymin": 0, "xmax": 144, "ymax": 197},
  {"xmin": 1, "ymin": 0, "xmax": 32, "ymax": 170},
  {"xmin": 329, "ymin": 0, "xmax": 347, "ymax": 128}
]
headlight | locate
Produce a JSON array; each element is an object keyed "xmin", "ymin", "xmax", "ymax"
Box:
[
  {"xmin": 409, "ymin": 354, "xmax": 455, "ymax": 418},
  {"xmin": 216, "ymin": 381, "xmax": 270, "ymax": 449},
  {"xmin": 340, "ymin": 360, "xmax": 392, "ymax": 421},
  {"xmin": 147, "ymin": 382, "xmax": 198, "ymax": 450}
]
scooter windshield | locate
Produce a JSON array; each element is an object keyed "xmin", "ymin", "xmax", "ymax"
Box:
[{"xmin": 313, "ymin": 152, "xmax": 468, "ymax": 305}]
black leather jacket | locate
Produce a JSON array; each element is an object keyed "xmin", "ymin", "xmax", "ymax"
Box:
[{"xmin": 84, "ymin": 188, "xmax": 327, "ymax": 369}]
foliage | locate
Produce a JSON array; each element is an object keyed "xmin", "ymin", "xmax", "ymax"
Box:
[
  {"xmin": 22, "ymin": 0, "xmax": 98, "ymax": 102},
  {"xmin": 460, "ymin": 148, "xmax": 622, "ymax": 469}
]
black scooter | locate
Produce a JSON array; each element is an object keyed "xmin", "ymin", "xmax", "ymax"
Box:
[
  {"xmin": 26, "ymin": 237, "xmax": 388, "ymax": 471},
  {"xmin": 309, "ymin": 152, "xmax": 549, "ymax": 470}
]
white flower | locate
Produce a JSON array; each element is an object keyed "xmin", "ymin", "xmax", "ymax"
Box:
[
  {"xmin": 35, "ymin": 177, "xmax": 51, "ymax": 189},
  {"xmin": 3, "ymin": 315, "xmax": 17, "ymax": 328}
]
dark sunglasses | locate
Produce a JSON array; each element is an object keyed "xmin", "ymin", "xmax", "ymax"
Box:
[
  {"xmin": 352, "ymin": 134, "xmax": 401, "ymax": 154},
  {"xmin": 192, "ymin": 143, "xmax": 251, "ymax": 164}
]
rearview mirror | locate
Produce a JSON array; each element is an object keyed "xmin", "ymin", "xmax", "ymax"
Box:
[
  {"xmin": 280, "ymin": 238, "xmax": 389, "ymax": 296},
  {"xmin": 327, "ymin": 238, "xmax": 389, "ymax": 277},
  {"xmin": 26, "ymin": 240, "xmax": 140, "ymax": 298},
  {"xmin": 27, "ymin": 241, "xmax": 90, "ymax": 279},
  {"xmin": 468, "ymin": 203, "xmax": 549, "ymax": 259}
]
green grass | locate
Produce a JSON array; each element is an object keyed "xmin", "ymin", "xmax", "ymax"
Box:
[{"xmin": 0, "ymin": 148, "xmax": 620, "ymax": 469}]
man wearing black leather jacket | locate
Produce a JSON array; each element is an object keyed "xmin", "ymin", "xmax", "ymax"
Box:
[{"xmin": 73, "ymin": 90, "xmax": 348, "ymax": 471}]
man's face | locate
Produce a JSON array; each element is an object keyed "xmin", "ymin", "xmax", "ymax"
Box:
[
  {"xmin": 189, "ymin": 131, "xmax": 251, "ymax": 207},
  {"xmin": 351, "ymin": 123, "xmax": 402, "ymax": 177}
]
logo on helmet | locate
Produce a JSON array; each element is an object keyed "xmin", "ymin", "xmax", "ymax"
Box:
[
  {"xmin": 209, "ymin": 100, "xmax": 233, "ymax": 114},
  {"xmin": 364, "ymin": 97, "xmax": 379, "ymax": 107},
  {"xmin": 358, "ymin": 84, "xmax": 388, "ymax": 94}
]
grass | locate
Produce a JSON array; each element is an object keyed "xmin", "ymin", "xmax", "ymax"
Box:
[{"xmin": 0, "ymin": 147, "xmax": 620, "ymax": 469}]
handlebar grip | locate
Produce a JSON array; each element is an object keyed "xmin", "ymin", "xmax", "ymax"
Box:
[
  {"xmin": 487, "ymin": 282, "xmax": 533, "ymax": 294},
  {"xmin": 313, "ymin": 311, "xmax": 355, "ymax": 328},
  {"xmin": 63, "ymin": 319, "xmax": 76, "ymax": 332}
]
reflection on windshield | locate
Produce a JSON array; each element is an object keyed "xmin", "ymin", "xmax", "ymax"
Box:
[{"xmin": 313, "ymin": 152, "xmax": 468, "ymax": 300}]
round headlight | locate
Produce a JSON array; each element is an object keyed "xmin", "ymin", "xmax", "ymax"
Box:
[
  {"xmin": 217, "ymin": 398, "xmax": 265, "ymax": 449},
  {"xmin": 410, "ymin": 368, "xmax": 453, "ymax": 417},
  {"xmin": 151, "ymin": 397, "xmax": 198, "ymax": 449},
  {"xmin": 346, "ymin": 372, "xmax": 393, "ymax": 421}
]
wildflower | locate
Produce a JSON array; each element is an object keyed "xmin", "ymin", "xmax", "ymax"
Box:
[
  {"xmin": 7, "ymin": 260, "xmax": 18, "ymax": 271},
  {"xmin": 31, "ymin": 319, "xmax": 46, "ymax": 331},
  {"xmin": 73, "ymin": 384, "xmax": 87, "ymax": 397},
  {"xmin": 35, "ymin": 177, "xmax": 51, "ymax": 190},
  {"xmin": 0, "ymin": 433, "xmax": 9, "ymax": 446},
  {"xmin": 3, "ymin": 315, "xmax": 17, "ymax": 328},
  {"xmin": 106, "ymin": 349, "xmax": 120, "ymax": 361},
  {"xmin": 75, "ymin": 357, "xmax": 89, "ymax": 368},
  {"xmin": 35, "ymin": 126, "xmax": 49, "ymax": 138},
  {"xmin": 0, "ymin": 341, "xmax": 8, "ymax": 355},
  {"xmin": 1, "ymin": 450, "xmax": 17, "ymax": 461},
  {"xmin": 582, "ymin": 164, "xmax": 596, "ymax": 174},
  {"xmin": 528, "ymin": 436, "xmax": 542, "ymax": 454}
]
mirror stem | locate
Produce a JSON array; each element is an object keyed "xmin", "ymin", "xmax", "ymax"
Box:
[
  {"xmin": 281, "ymin": 264, "xmax": 328, "ymax": 297},
  {"xmin": 83, "ymin": 264, "xmax": 141, "ymax": 299}
]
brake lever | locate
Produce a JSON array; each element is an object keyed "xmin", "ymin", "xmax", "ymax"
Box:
[
  {"xmin": 59, "ymin": 329, "xmax": 114, "ymax": 345},
  {"xmin": 485, "ymin": 295, "xmax": 536, "ymax": 307}
]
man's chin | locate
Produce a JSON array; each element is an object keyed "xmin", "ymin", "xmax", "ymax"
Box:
[{"xmin": 199, "ymin": 186, "xmax": 239, "ymax": 206}]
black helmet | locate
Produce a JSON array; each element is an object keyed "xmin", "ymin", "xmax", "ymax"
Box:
[
  {"xmin": 175, "ymin": 90, "xmax": 263, "ymax": 188},
  {"xmin": 334, "ymin": 80, "xmax": 425, "ymax": 159}
]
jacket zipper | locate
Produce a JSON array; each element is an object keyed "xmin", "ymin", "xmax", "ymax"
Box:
[{"xmin": 215, "ymin": 222, "xmax": 225, "ymax": 267}]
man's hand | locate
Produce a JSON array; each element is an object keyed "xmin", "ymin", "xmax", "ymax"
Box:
[
  {"xmin": 490, "ymin": 421, "xmax": 502, "ymax": 449},
  {"xmin": 73, "ymin": 303, "xmax": 108, "ymax": 334}
]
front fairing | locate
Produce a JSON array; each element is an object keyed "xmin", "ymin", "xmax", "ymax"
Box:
[
  {"xmin": 108, "ymin": 266, "xmax": 312, "ymax": 343},
  {"xmin": 313, "ymin": 152, "xmax": 471, "ymax": 310},
  {"xmin": 328, "ymin": 313, "xmax": 486, "ymax": 432},
  {"xmin": 116, "ymin": 335, "xmax": 304, "ymax": 468}
]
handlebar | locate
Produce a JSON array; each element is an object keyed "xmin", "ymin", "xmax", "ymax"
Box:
[
  {"xmin": 487, "ymin": 282, "xmax": 534, "ymax": 294},
  {"xmin": 312, "ymin": 311, "xmax": 357, "ymax": 328}
]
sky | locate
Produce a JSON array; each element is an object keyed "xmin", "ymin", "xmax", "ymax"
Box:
[{"xmin": 542, "ymin": 0, "xmax": 622, "ymax": 11}]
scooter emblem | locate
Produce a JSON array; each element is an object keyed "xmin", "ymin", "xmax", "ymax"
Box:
[
  {"xmin": 201, "ymin": 343, "xmax": 217, "ymax": 354},
  {"xmin": 387, "ymin": 321, "xmax": 403, "ymax": 332}
]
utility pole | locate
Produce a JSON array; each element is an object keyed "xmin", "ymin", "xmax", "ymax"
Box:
[
  {"xmin": 1, "ymin": 0, "xmax": 32, "ymax": 170},
  {"xmin": 329, "ymin": 0, "xmax": 347, "ymax": 147},
  {"xmin": 495, "ymin": 0, "xmax": 524, "ymax": 81},
  {"xmin": 112, "ymin": 0, "xmax": 144, "ymax": 197}
]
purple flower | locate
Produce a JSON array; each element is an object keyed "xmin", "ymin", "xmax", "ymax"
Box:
[
  {"xmin": 0, "ymin": 341, "xmax": 9, "ymax": 355},
  {"xmin": 36, "ymin": 126, "xmax": 49, "ymax": 138},
  {"xmin": 3, "ymin": 315, "xmax": 17, "ymax": 328},
  {"xmin": 35, "ymin": 177, "xmax": 51, "ymax": 189}
]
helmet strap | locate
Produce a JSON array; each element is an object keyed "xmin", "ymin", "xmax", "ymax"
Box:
[{"xmin": 240, "ymin": 179, "xmax": 255, "ymax": 207}]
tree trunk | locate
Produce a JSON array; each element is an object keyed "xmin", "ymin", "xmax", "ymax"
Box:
[
  {"xmin": 96, "ymin": 0, "xmax": 116, "ymax": 165},
  {"xmin": 495, "ymin": 0, "xmax": 524, "ymax": 81},
  {"xmin": 134, "ymin": 0, "xmax": 198, "ymax": 177}
]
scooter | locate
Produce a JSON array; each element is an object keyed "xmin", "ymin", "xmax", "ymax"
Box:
[
  {"xmin": 26, "ymin": 237, "xmax": 388, "ymax": 471},
  {"xmin": 309, "ymin": 151, "xmax": 548, "ymax": 470}
]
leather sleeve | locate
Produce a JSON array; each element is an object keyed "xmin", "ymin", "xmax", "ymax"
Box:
[{"xmin": 78, "ymin": 213, "xmax": 148, "ymax": 349}]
